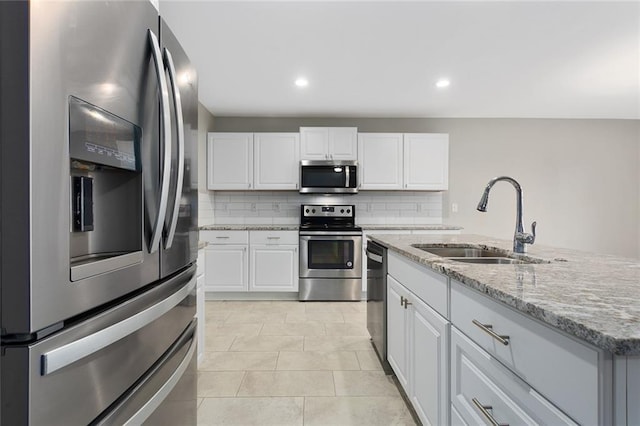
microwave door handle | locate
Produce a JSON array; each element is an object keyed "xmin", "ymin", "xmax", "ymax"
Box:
[
  {"xmin": 148, "ymin": 29, "xmax": 172, "ymax": 254},
  {"xmin": 345, "ymin": 166, "xmax": 350, "ymax": 188},
  {"xmin": 162, "ymin": 47, "xmax": 185, "ymax": 249}
]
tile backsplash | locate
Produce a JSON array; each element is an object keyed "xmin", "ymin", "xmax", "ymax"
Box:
[{"xmin": 199, "ymin": 191, "xmax": 442, "ymax": 226}]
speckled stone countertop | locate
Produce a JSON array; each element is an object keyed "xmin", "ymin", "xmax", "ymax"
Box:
[
  {"xmin": 362, "ymin": 224, "xmax": 462, "ymax": 231},
  {"xmin": 369, "ymin": 233, "xmax": 640, "ymax": 356},
  {"xmin": 199, "ymin": 224, "xmax": 299, "ymax": 231}
]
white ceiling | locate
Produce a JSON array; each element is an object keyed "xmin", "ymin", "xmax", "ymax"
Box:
[{"xmin": 160, "ymin": 1, "xmax": 640, "ymax": 119}]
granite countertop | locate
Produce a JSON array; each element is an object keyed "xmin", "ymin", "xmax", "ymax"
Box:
[
  {"xmin": 362, "ymin": 224, "xmax": 462, "ymax": 231},
  {"xmin": 199, "ymin": 224, "xmax": 299, "ymax": 231},
  {"xmin": 369, "ymin": 233, "xmax": 640, "ymax": 355}
]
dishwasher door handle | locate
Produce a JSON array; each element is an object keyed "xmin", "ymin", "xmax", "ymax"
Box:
[{"xmin": 365, "ymin": 249, "xmax": 383, "ymax": 264}]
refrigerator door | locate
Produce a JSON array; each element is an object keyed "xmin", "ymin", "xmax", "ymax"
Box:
[
  {"xmin": 0, "ymin": 266, "xmax": 196, "ymax": 425},
  {"xmin": 160, "ymin": 19, "xmax": 199, "ymax": 278},
  {"xmin": 1, "ymin": 1, "xmax": 167, "ymax": 336}
]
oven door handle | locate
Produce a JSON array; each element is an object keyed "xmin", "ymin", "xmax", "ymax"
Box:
[{"xmin": 366, "ymin": 249, "xmax": 383, "ymax": 264}]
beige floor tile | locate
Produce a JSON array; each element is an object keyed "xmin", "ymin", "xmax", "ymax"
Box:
[
  {"xmin": 199, "ymin": 351, "xmax": 278, "ymax": 371},
  {"xmin": 304, "ymin": 396, "xmax": 416, "ymax": 426},
  {"xmin": 285, "ymin": 312, "xmax": 344, "ymax": 323},
  {"xmin": 237, "ymin": 371, "xmax": 335, "ymax": 396},
  {"xmin": 260, "ymin": 322, "xmax": 326, "ymax": 336},
  {"xmin": 333, "ymin": 371, "xmax": 400, "ymax": 396},
  {"xmin": 342, "ymin": 312, "xmax": 367, "ymax": 324},
  {"xmin": 197, "ymin": 371, "xmax": 245, "ymax": 397},
  {"xmin": 204, "ymin": 335, "xmax": 236, "ymax": 352},
  {"xmin": 304, "ymin": 336, "xmax": 373, "ymax": 351},
  {"xmin": 197, "ymin": 397, "xmax": 303, "ymax": 426},
  {"xmin": 356, "ymin": 350, "xmax": 384, "ymax": 371},
  {"xmin": 224, "ymin": 311, "xmax": 286, "ymax": 324},
  {"xmin": 304, "ymin": 302, "xmax": 345, "ymax": 313},
  {"xmin": 229, "ymin": 335, "xmax": 303, "ymax": 351},
  {"xmin": 276, "ymin": 351, "xmax": 360, "ymax": 371},
  {"xmin": 203, "ymin": 310, "xmax": 231, "ymax": 322},
  {"xmin": 254, "ymin": 301, "xmax": 306, "ymax": 314},
  {"xmin": 325, "ymin": 322, "xmax": 371, "ymax": 336},
  {"xmin": 336, "ymin": 302, "xmax": 368, "ymax": 313},
  {"xmin": 206, "ymin": 323, "xmax": 263, "ymax": 336}
]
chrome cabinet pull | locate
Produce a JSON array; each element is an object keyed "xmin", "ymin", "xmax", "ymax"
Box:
[
  {"xmin": 215, "ymin": 236, "xmax": 230, "ymax": 239},
  {"xmin": 472, "ymin": 319, "xmax": 510, "ymax": 346},
  {"xmin": 400, "ymin": 296, "xmax": 405, "ymax": 306},
  {"xmin": 162, "ymin": 47, "xmax": 185, "ymax": 250},
  {"xmin": 404, "ymin": 299, "xmax": 412, "ymax": 309},
  {"xmin": 472, "ymin": 398, "xmax": 508, "ymax": 426},
  {"xmin": 147, "ymin": 30, "xmax": 172, "ymax": 254},
  {"xmin": 267, "ymin": 236, "xmax": 281, "ymax": 239}
]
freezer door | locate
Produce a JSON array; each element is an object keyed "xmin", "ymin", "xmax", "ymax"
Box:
[
  {"xmin": 0, "ymin": 1, "xmax": 168, "ymax": 335},
  {"xmin": 0, "ymin": 265, "xmax": 196, "ymax": 425},
  {"xmin": 160, "ymin": 19, "xmax": 199, "ymax": 278}
]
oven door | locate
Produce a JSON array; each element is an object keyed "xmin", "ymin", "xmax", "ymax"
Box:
[{"xmin": 299, "ymin": 233, "xmax": 362, "ymax": 279}]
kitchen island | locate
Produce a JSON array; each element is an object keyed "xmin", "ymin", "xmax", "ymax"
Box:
[{"xmin": 368, "ymin": 233, "xmax": 639, "ymax": 425}]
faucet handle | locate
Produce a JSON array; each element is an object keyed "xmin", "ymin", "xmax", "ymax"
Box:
[{"xmin": 529, "ymin": 221, "xmax": 537, "ymax": 244}]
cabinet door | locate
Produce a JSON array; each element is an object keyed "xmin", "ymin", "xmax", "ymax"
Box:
[
  {"xmin": 328, "ymin": 127, "xmax": 357, "ymax": 160},
  {"xmin": 254, "ymin": 133, "xmax": 300, "ymax": 190},
  {"xmin": 196, "ymin": 274, "xmax": 205, "ymax": 365},
  {"xmin": 204, "ymin": 245, "xmax": 248, "ymax": 292},
  {"xmin": 249, "ymin": 245, "xmax": 298, "ymax": 292},
  {"xmin": 300, "ymin": 127, "xmax": 329, "ymax": 160},
  {"xmin": 358, "ymin": 133, "xmax": 403, "ymax": 190},
  {"xmin": 387, "ymin": 275, "xmax": 410, "ymax": 391},
  {"xmin": 410, "ymin": 296, "xmax": 449, "ymax": 426},
  {"xmin": 207, "ymin": 133, "xmax": 253, "ymax": 190},
  {"xmin": 404, "ymin": 133, "xmax": 449, "ymax": 190}
]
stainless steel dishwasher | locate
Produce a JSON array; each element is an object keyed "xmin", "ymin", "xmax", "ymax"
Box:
[{"xmin": 366, "ymin": 240, "xmax": 391, "ymax": 373}]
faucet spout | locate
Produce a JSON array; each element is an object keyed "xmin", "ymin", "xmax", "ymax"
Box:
[{"xmin": 476, "ymin": 176, "xmax": 536, "ymax": 253}]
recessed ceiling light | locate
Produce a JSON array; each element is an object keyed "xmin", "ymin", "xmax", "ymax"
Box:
[
  {"xmin": 435, "ymin": 79, "xmax": 450, "ymax": 88},
  {"xmin": 295, "ymin": 77, "xmax": 309, "ymax": 88}
]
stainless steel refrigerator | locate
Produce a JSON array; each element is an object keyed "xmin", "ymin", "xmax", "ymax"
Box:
[{"xmin": 1, "ymin": 1, "xmax": 199, "ymax": 424}]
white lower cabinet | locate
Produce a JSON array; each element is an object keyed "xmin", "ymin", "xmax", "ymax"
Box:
[
  {"xmin": 249, "ymin": 231, "xmax": 298, "ymax": 292},
  {"xmin": 204, "ymin": 244, "xmax": 248, "ymax": 292},
  {"xmin": 201, "ymin": 230, "xmax": 298, "ymax": 293},
  {"xmin": 196, "ymin": 248, "xmax": 206, "ymax": 366},
  {"xmin": 387, "ymin": 274, "xmax": 448, "ymax": 425},
  {"xmin": 451, "ymin": 327, "xmax": 577, "ymax": 425}
]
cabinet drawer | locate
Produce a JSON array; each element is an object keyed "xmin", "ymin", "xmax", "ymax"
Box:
[
  {"xmin": 200, "ymin": 230, "xmax": 249, "ymax": 245},
  {"xmin": 388, "ymin": 251, "xmax": 448, "ymax": 318},
  {"xmin": 451, "ymin": 328, "xmax": 577, "ymax": 425},
  {"xmin": 250, "ymin": 230, "xmax": 298, "ymax": 245},
  {"xmin": 451, "ymin": 280, "xmax": 599, "ymax": 425}
]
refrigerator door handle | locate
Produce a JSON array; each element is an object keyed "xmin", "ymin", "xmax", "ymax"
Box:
[
  {"xmin": 162, "ymin": 47, "xmax": 185, "ymax": 250},
  {"xmin": 123, "ymin": 322, "xmax": 196, "ymax": 426},
  {"xmin": 41, "ymin": 276, "xmax": 196, "ymax": 376},
  {"xmin": 148, "ymin": 29, "xmax": 172, "ymax": 254}
]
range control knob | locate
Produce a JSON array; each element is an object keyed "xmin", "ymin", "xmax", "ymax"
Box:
[
  {"xmin": 346, "ymin": 209, "xmax": 351, "ymax": 214},
  {"xmin": 340, "ymin": 209, "xmax": 345, "ymax": 213},
  {"xmin": 312, "ymin": 209, "xmax": 316, "ymax": 213},
  {"xmin": 305, "ymin": 209, "xmax": 309, "ymax": 213}
]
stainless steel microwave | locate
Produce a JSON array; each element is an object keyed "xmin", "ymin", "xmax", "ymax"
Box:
[{"xmin": 299, "ymin": 160, "xmax": 358, "ymax": 194}]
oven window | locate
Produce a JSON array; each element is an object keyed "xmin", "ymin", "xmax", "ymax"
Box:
[
  {"xmin": 301, "ymin": 166, "xmax": 347, "ymax": 188},
  {"xmin": 308, "ymin": 240, "xmax": 354, "ymax": 269}
]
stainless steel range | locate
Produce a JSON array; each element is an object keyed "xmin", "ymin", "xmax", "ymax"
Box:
[{"xmin": 299, "ymin": 205, "xmax": 362, "ymax": 301}]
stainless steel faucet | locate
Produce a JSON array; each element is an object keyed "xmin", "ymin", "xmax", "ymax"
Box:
[{"xmin": 477, "ymin": 176, "xmax": 537, "ymax": 253}]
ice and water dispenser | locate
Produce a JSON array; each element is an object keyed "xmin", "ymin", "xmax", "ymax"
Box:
[{"xmin": 68, "ymin": 97, "xmax": 143, "ymax": 281}]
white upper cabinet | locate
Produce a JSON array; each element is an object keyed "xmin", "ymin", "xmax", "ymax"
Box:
[
  {"xmin": 358, "ymin": 132, "xmax": 449, "ymax": 191},
  {"xmin": 358, "ymin": 133, "xmax": 403, "ymax": 189},
  {"xmin": 404, "ymin": 133, "xmax": 449, "ymax": 190},
  {"xmin": 253, "ymin": 133, "xmax": 300, "ymax": 190},
  {"xmin": 300, "ymin": 127, "xmax": 357, "ymax": 160},
  {"xmin": 207, "ymin": 133, "xmax": 253, "ymax": 190}
]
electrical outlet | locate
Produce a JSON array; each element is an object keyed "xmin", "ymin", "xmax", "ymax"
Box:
[
  {"xmin": 251, "ymin": 203, "xmax": 257, "ymax": 212},
  {"xmin": 273, "ymin": 203, "xmax": 280, "ymax": 212},
  {"xmin": 451, "ymin": 203, "xmax": 458, "ymax": 213}
]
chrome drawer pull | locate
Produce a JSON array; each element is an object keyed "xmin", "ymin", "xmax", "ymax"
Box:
[
  {"xmin": 472, "ymin": 319, "xmax": 510, "ymax": 346},
  {"xmin": 472, "ymin": 398, "xmax": 509, "ymax": 426},
  {"xmin": 215, "ymin": 236, "xmax": 230, "ymax": 239}
]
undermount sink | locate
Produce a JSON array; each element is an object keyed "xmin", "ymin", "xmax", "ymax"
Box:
[
  {"xmin": 411, "ymin": 244, "xmax": 548, "ymax": 265},
  {"xmin": 413, "ymin": 246, "xmax": 507, "ymax": 258}
]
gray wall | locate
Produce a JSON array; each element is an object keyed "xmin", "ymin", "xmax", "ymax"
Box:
[{"xmin": 213, "ymin": 117, "xmax": 640, "ymax": 259}]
